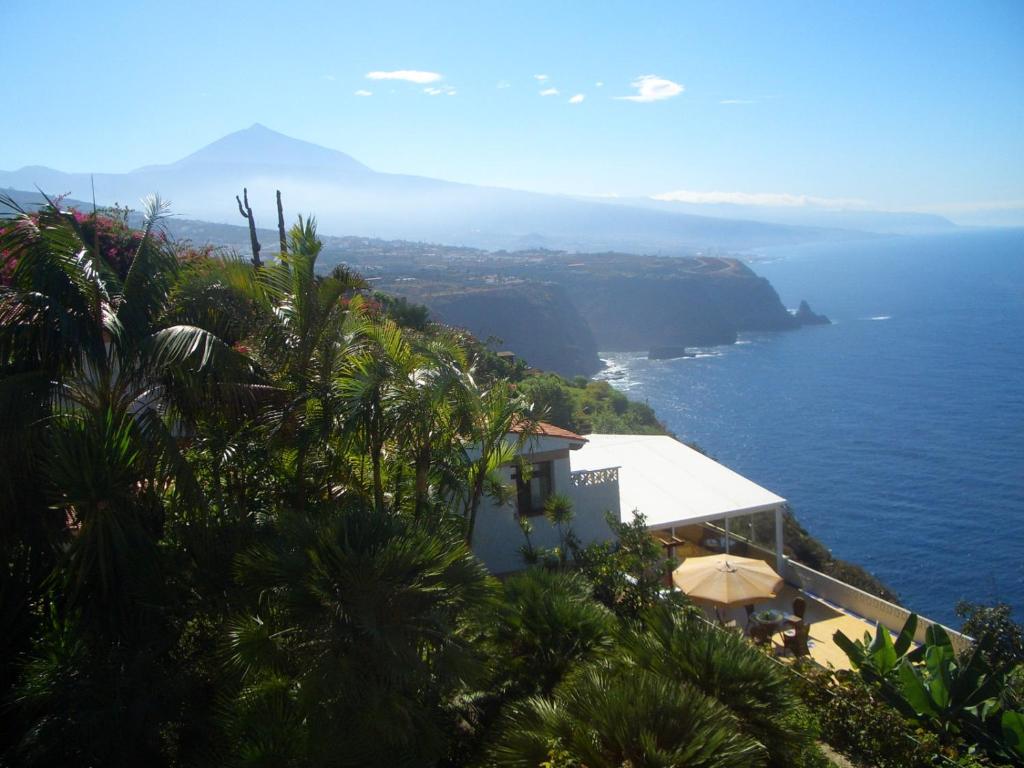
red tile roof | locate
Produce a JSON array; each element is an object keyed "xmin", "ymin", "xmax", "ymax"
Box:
[{"xmin": 510, "ymin": 420, "xmax": 588, "ymax": 443}]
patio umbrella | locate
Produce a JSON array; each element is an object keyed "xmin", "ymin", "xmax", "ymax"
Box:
[{"xmin": 672, "ymin": 554, "xmax": 783, "ymax": 607}]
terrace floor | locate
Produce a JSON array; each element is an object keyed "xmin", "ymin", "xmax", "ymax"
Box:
[
  {"xmin": 653, "ymin": 528, "xmax": 881, "ymax": 670},
  {"xmin": 695, "ymin": 583, "xmax": 881, "ymax": 670}
]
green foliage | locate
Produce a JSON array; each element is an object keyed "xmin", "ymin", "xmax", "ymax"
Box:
[
  {"xmin": 836, "ymin": 613, "xmax": 1024, "ymax": 764},
  {"xmin": 619, "ymin": 605, "xmax": 820, "ymax": 767},
  {"xmin": 373, "ymin": 291, "xmax": 431, "ymax": 330},
  {"xmin": 488, "ymin": 664, "xmax": 769, "ymax": 768},
  {"xmin": 4, "ymin": 193, "xmax": 1015, "ymax": 767},
  {"xmin": 516, "ymin": 373, "xmax": 667, "ymax": 435},
  {"xmin": 794, "ymin": 665, "xmax": 953, "ymax": 768},
  {"xmin": 572, "ymin": 510, "xmax": 676, "ymax": 620},
  {"xmin": 957, "ymin": 601, "xmax": 1024, "ymax": 673},
  {"xmin": 480, "ymin": 568, "xmax": 616, "ymax": 698},
  {"xmin": 220, "ymin": 504, "xmax": 493, "ymax": 766}
]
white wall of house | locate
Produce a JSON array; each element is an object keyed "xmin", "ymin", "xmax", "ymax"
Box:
[{"xmin": 471, "ymin": 453, "xmax": 621, "ymax": 575}]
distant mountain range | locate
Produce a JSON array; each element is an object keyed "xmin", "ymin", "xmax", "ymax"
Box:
[{"xmin": 0, "ymin": 123, "xmax": 957, "ymax": 253}]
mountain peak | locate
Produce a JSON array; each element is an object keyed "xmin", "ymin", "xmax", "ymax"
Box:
[{"xmin": 169, "ymin": 124, "xmax": 371, "ymax": 175}]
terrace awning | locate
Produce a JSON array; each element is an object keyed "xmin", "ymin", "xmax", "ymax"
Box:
[{"xmin": 570, "ymin": 434, "xmax": 786, "ymax": 529}]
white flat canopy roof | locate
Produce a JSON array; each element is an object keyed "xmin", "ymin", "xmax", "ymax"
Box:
[{"xmin": 571, "ymin": 434, "xmax": 786, "ymax": 529}]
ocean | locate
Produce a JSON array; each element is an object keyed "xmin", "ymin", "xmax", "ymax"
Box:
[{"xmin": 597, "ymin": 230, "xmax": 1024, "ymax": 626}]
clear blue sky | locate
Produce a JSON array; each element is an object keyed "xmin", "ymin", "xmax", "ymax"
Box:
[{"xmin": 2, "ymin": 1, "xmax": 1022, "ymax": 221}]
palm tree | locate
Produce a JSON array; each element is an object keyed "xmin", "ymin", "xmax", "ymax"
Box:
[
  {"xmin": 618, "ymin": 604, "xmax": 817, "ymax": 767},
  {"xmin": 484, "ymin": 568, "xmax": 615, "ymax": 697},
  {"xmin": 1, "ymin": 195, "xmax": 254, "ymax": 630},
  {"xmin": 231, "ymin": 215, "xmax": 369, "ymax": 508},
  {"xmin": 488, "ymin": 664, "xmax": 767, "ymax": 768},
  {"xmin": 458, "ymin": 378, "xmax": 532, "ymax": 544},
  {"xmin": 1, "ymin": 195, "xmax": 258, "ymax": 763},
  {"xmin": 222, "ymin": 501, "xmax": 494, "ymax": 766}
]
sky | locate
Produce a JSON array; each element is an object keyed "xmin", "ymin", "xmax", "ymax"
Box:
[{"xmin": 2, "ymin": 0, "xmax": 1023, "ymax": 224}]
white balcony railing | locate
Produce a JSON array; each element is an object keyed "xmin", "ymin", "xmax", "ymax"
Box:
[
  {"xmin": 783, "ymin": 558, "xmax": 973, "ymax": 655},
  {"xmin": 570, "ymin": 466, "xmax": 620, "ymax": 487}
]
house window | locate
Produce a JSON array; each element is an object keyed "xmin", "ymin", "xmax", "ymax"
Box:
[{"xmin": 515, "ymin": 461, "xmax": 553, "ymax": 517}]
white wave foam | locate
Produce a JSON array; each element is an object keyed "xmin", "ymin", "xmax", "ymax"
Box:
[{"xmin": 869, "ymin": 315, "xmax": 892, "ymax": 321}]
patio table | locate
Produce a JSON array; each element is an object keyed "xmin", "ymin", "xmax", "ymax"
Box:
[{"xmin": 749, "ymin": 608, "xmax": 785, "ymax": 641}]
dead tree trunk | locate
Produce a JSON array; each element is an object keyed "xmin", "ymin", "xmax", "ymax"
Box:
[
  {"xmin": 276, "ymin": 190, "xmax": 287, "ymax": 255},
  {"xmin": 236, "ymin": 188, "xmax": 261, "ymax": 267}
]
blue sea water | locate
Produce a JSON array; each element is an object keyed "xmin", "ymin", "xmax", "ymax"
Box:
[{"xmin": 598, "ymin": 230, "xmax": 1024, "ymax": 626}]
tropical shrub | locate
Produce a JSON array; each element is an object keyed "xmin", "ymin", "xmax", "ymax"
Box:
[
  {"xmin": 836, "ymin": 614, "xmax": 1024, "ymax": 764},
  {"xmin": 572, "ymin": 510, "xmax": 677, "ymax": 619}
]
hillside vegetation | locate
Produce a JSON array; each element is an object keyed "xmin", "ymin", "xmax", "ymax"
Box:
[{"xmin": 1, "ymin": 196, "xmax": 1018, "ymax": 767}]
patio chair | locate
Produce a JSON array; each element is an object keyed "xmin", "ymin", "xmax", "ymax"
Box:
[
  {"xmin": 782, "ymin": 621, "xmax": 811, "ymax": 658},
  {"xmin": 792, "ymin": 597, "xmax": 806, "ymax": 620}
]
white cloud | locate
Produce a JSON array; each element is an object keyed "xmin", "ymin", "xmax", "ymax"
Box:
[
  {"xmin": 651, "ymin": 190, "xmax": 868, "ymax": 208},
  {"xmin": 424, "ymin": 85, "xmax": 457, "ymax": 96},
  {"xmin": 497, "ymin": 80, "xmax": 511, "ymax": 89},
  {"xmin": 354, "ymin": 89, "xmax": 373, "ymax": 97},
  {"xmin": 616, "ymin": 75, "xmax": 684, "ymax": 103},
  {"xmin": 322, "ymin": 74, "xmax": 336, "ymax": 82},
  {"xmin": 569, "ymin": 93, "xmax": 585, "ymax": 104},
  {"xmin": 595, "ymin": 81, "xmax": 604, "ymax": 87},
  {"xmin": 366, "ymin": 70, "xmax": 442, "ymax": 84},
  {"xmin": 540, "ymin": 87, "xmax": 560, "ymax": 96},
  {"xmin": 720, "ymin": 98, "xmax": 756, "ymax": 105},
  {"xmin": 534, "ymin": 74, "xmax": 549, "ymax": 81}
]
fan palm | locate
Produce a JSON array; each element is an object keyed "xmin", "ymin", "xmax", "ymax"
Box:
[
  {"xmin": 487, "ymin": 664, "xmax": 767, "ymax": 768},
  {"xmin": 618, "ymin": 604, "xmax": 816, "ymax": 767},
  {"xmin": 223, "ymin": 502, "xmax": 494, "ymax": 766},
  {"xmin": 484, "ymin": 568, "xmax": 615, "ymax": 697}
]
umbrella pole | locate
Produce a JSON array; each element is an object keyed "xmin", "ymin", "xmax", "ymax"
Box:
[{"xmin": 724, "ymin": 518, "xmax": 730, "ymax": 554}]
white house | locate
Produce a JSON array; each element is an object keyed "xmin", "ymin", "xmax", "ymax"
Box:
[
  {"xmin": 471, "ymin": 422, "xmax": 972, "ymax": 666},
  {"xmin": 471, "ymin": 422, "xmax": 621, "ymax": 574},
  {"xmin": 471, "ymin": 423, "xmax": 787, "ymax": 575}
]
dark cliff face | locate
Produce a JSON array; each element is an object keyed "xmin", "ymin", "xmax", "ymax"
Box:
[
  {"xmin": 422, "ymin": 284, "xmax": 603, "ymax": 377},
  {"xmin": 382, "ymin": 255, "xmax": 818, "ymax": 378},
  {"xmin": 563, "ymin": 270, "xmax": 798, "ymax": 351}
]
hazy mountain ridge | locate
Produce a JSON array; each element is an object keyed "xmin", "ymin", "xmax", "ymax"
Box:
[
  {"xmin": 1, "ymin": 124, "xmax": 898, "ymax": 254},
  {"xmin": 619, "ymin": 197, "xmax": 957, "ymax": 236}
]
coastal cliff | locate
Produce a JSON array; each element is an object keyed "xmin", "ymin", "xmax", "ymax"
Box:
[
  {"xmin": 379, "ymin": 254, "xmax": 828, "ymax": 378},
  {"xmin": 563, "ymin": 265, "xmax": 803, "ymax": 352},
  {"xmin": 421, "ymin": 283, "xmax": 602, "ymax": 377}
]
